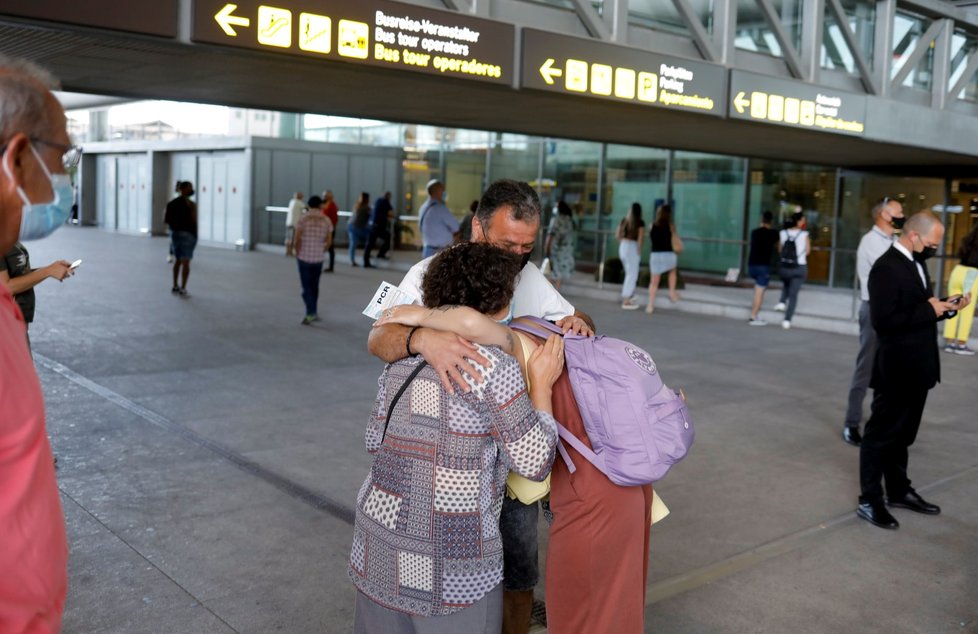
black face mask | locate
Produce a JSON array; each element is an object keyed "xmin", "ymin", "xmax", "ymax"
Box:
[
  {"xmin": 914, "ymin": 245, "xmax": 937, "ymax": 262},
  {"xmin": 520, "ymin": 251, "xmax": 532, "ymax": 269},
  {"xmin": 890, "ymin": 216, "xmax": 906, "ymax": 230}
]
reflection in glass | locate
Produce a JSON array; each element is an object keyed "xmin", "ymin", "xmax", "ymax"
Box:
[
  {"xmin": 950, "ymin": 30, "xmax": 978, "ymax": 102},
  {"xmin": 735, "ymin": 0, "xmax": 804, "ymax": 58},
  {"xmin": 543, "ymin": 140, "xmax": 602, "ymax": 264},
  {"xmin": 603, "ymin": 144, "xmax": 669, "ymax": 263},
  {"xmin": 626, "ymin": 0, "xmax": 711, "ymax": 36},
  {"xmin": 891, "ymin": 11, "xmax": 934, "ymax": 91},
  {"xmin": 672, "ymin": 151, "xmax": 746, "ymax": 275},
  {"xmin": 821, "ymin": 0, "xmax": 875, "ymax": 74}
]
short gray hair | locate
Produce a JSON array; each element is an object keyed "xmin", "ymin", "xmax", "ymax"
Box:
[
  {"xmin": 0, "ymin": 55, "xmax": 61, "ymax": 147},
  {"xmin": 904, "ymin": 210, "xmax": 941, "ymax": 236}
]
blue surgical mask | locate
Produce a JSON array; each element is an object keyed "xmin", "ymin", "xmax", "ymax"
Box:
[
  {"xmin": 4, "ymin": 144, "xmax": 73, "ymax": 241},
  {"xmin": 496, "ymin": 303, "xmax": 515, "ymax": 326}
]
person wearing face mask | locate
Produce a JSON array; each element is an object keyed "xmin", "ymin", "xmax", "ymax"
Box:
[
  {"xmin": 164, "ymin": 181, "xmax": 197, "ymax": 296},
  {"xmin": 841, "ymin": 197, "xmax": 905, "ymax": 447},
  {"xmin": 418, "ymin": 178, "xmax": 459, "ymax": 259},
  {"xmin": 856, "ymin": 211, "xmax": 971, "ymax": 530},
  {"xmin": 369, "ymin": 179, "xmax": 594, "ymax": 634},
  {"xmin": 0, "ymin": 55, "xmax": 72, "ymax": 633}
]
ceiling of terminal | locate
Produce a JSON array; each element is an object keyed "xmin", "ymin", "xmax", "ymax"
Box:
[{"xmin": 3, "ymin": 17, "xmax": 978, "ymax": 175}]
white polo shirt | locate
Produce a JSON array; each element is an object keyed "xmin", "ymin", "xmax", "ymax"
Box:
[{"xmin": 399, "ymin": 256, "xmax": 575, "ymax": 320}]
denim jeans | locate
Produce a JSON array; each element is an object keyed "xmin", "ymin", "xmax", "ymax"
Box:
[
  {"xmin": 499, "ymin": 497, "xmax": 539, "ymax": 591},
  {"xmin": 348, "ymin": 226, "xmax": 368, "ymax": 264},
  {"xmin": 297, "ymin": 259, "xmax": 322, "ymax": 316}
]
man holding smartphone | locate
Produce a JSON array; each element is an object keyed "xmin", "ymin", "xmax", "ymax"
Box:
[
  {"xmin": 857, "ymin": 211, "xmax": 972, "ymax": 530},
  {"xmin": 0, "ymin": 241, "xmax": 74, "ymax": 349}
]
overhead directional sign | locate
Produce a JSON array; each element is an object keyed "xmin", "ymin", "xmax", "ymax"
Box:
[
  {"xmin": 0, "ymin": 1, "xmax": 178, "ymax": 37},
  {"xmin": 192, "ymin": 0, "xmax": 513, "ymax": 85},
  {"xmin": 521, "ymin": 29, "xmax": 725, "ymax": 116},
  {"xmin": 728, "ymin": 70, "xmax": 867, "ymax": 136}
]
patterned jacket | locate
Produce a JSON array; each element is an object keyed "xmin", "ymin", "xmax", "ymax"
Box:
[{"xmin": 349, "ymin": 345, "xmax": 557, "ymax": 616}]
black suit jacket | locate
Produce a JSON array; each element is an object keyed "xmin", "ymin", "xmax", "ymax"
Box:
[{"xmin": 868, "ymin": 246, "xmax": 941, "ymax": 391}]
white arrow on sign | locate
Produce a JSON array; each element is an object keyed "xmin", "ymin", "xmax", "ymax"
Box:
[
  {"xmin": 539, "ymin": 58, "xmax": 562, "ymax": 85},
  {"xmin": 733, "ymin": 91, "xmax": 751, "ymax": 114},
  {"xmin": 215, "ymin": 3, "xmax": 251, "ymax": 37}
]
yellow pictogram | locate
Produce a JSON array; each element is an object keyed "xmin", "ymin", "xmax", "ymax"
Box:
[
  {"xmin": 338, "ymin": 19, "xmax": 369, "ymax": 59},
  {"xmin": 590, "ymin": 63, "xmax": 612, "ymax": 96},
  {"xmin": 257, "ymin": 6, "xmax": 292, "ymax": 48},
  {"xmin": 637, "ymin": 72, "xmax": 658, "ymax": 102},
  {"xmin": 800, "ymin": 100, "xmax": 816, "ymax": 126},
  {"xmin": 732, "ymin": 91, "xmax": 750, "ymax": 113},
  {"xmin": 749, "ymin": 92, "xmax": 767, "ymax": 119},
  {"xmin": 299, "ymin": 13, "xmax": 331, "ymax": 54},
  {"xmin": 565, "ymin": 59, "xmax": 588, "ymax": 92},
  {"xmin": 614, "ymin": 67, "xmax": 636, "ymax": 99},
  {"xmin": 784, "ymin": 98, "xmax": 800, "ymax": 124},
  {"xmin": 539, "ymin": 58, "xmax": 562, "ymax": 85},
  {"xmin": 215, "ymin": 3, "xmax": 250, "ymax": 37},
  {"xmin": 767, "ymin": 94, "xmax": 784, "ymax": 122}
]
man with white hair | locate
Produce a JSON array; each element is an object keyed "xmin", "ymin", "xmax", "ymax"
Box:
[
  {"xmin": 418, "ymin": 178, "xmax": 458, "ymax": 258},
  {"xmin": 0, "ymin": 55, "xmax": 74, "ymax": 631},
  {"xmin": 857, "ymin": 211, "xmax": 971, "ymax": 530}
]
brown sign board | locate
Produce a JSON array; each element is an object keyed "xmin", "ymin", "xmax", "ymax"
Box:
[
  {"xmin": 192, "ymin": 0, "xmax": 514, "ymax": 86},
  {"xmin": 0, "ymin": 1, "xmax": 178, "ymax": 38}
]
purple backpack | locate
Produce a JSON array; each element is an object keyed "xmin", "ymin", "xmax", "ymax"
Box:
[{"xmin": 511, "ymin": 316, "xmax": 693, "ymax": 486}]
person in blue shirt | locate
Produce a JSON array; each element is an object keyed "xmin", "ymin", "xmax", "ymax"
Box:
[
  {"xmin": 418, "ymin": 179, "xmax": 459, "ymax": 258},
  {"xmin": 365, "ymin": 191, "xmax": 393, "ymax": 266}
]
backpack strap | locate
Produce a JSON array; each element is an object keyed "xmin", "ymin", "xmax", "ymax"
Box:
[
  {"xmin": 381, "ymin": 360, "xmax": 428, "ymax": 444},
  {"xmin": 510, "ymin": 315, "xmax": 564, "ymax": 339},
  {"xmin": 554, "ymin": 423, "xmax": 602, "ymax": 474}
]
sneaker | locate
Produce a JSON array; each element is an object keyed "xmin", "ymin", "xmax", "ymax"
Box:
[
  {"xmin": 748, "ymin": 318, "xmax": 767, "ymax": 326},
  {"xmin": 944, "ymin": 344, "xmax": 958, "ymax": 354},
  {"xmin": 301, "ymin": 315, "xmax": 315, "ymax": 325},
  {"xmin": 311, "ymin": 314, "xmax": 322, "ymax": 322},
  {"xmin": 171, "ymin": 286, "xmax": 180, "ymax": 294},
  {"xmin": 178, "ymin": 288, "xmax": 189, "ymax": 297},
  {"xmin": 621, "ymin": 302, "xmax": 640, "ymax": 310},
  {"xmin": 953, "ymin": 344, "xmax": 976, "ymax": 356},
  {"xmin": 774, "ymin": 302, "xmax": 787, "ymax": 312},
  {"xmin": 782, "ymin": 320, "xmax": 791, "ymax": 330}
]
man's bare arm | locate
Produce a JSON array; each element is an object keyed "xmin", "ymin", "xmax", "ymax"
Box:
[{"xmin": 367, "ymin": 323, "xmax": 490, "ymax": 393}]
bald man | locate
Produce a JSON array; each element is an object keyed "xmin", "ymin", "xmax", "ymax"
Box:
[
  {"xmin": 857, "ymin": 211, "xmax": 971, "ymax": 529},
  {"xmin": 0, "ymin": 56, "xmax": 72, "ymax": 630}
]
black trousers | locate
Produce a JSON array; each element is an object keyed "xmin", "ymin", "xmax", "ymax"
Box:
[
  {"xmin": 859, "ymin": 387, "xmax": 929, "ymax": 503},
  {"xmin": 365, "ymin": 226, "xmax": 390, "ymax": 265}
]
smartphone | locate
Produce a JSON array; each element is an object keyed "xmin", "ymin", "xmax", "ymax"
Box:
[
  {"xmin": 69, "ymin": 259, "xmax": 82, "ymax": 270},
  {"xmin": 948, "ymin": 295, "xmax": 963, "ymax": 306}
]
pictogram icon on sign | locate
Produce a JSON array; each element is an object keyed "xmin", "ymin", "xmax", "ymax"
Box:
[
  {"xmin": 338, "ymin": 19, "xmax": 369, "ymax": 59},
  {"xmin": 257, "ymin": 6, "xmax": 292, "ymax": 48},
  {"xmin": 539, "ymin": 58, "xmax": 562, "ymax": 85},
  {"xmin": 215, "ymin": 3, "xmax": 251, "ymax": 37},
  {"xmin": 299, "ymin": 13, "xmax": 332, "ymax": 54}
]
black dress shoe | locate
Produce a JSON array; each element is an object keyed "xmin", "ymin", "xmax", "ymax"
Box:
[
  {"xmin": 842, "ymin": 427, "xmax": 862, "ymax": 447},
  {"xmin": 887, "ymin": 491, "xmax": 941, "ymax": 515},
  {"xmin": 857, "ymin": 502, "xmax": 899, "ymax": 529}
]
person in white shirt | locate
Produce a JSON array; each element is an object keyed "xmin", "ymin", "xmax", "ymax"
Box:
[
  {"xmin": 368, "ymin": 178, "xmax": 593, "ymax": 634},
  {"xmin": 284, "ymin": 191, "xmax": 305, "ymax": 257},
  {"xmin": 842, "ymin": 197, "xmax": 904, "ymax": 447},
  {"xmin": 774, "ymin": 210, "xmax": 811, "ymax": 329}
]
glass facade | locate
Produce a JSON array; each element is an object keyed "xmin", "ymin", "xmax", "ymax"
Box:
[
  {"xmin": 892, "ymin": 11, "xmax": 935, "ymax": 91},
  {"xmin": 68, "ymin": 97, "xmax": 962, "ymax": 292},
  {"xmin": 821, "ymin": 0, "xmax": 875, "ymax": 74},
  {"xmin": 735, "ymin": 0, "xmax": 804, "ymax": 58}
]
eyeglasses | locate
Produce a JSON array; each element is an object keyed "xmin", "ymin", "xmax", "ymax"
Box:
[{"xmin": 31, "ymin": 138, "xmax": 83, "ymax": 170}]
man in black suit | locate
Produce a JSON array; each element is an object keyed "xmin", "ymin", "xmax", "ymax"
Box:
[{"xmin": 857, "ymin": 211, "xmax": 972, "ymax": 529}]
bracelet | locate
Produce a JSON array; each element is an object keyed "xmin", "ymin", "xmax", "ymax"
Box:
[{"xmin": 406, "ymin": 326, "xmax": 420, "ymax": 357}]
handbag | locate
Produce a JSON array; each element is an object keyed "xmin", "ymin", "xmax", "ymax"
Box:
[
  {"xmin": 505, "ymin": 331, "xmax": 551, "ymax": 504},
  {"xmin": 671, "ymin": 231, "xmax": 684, "ymax": 255}
]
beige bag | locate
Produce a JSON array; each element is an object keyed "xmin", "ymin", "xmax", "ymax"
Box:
[
  {"xmin": 506, "ymin": 331, "xmax": 551, "ymax": 503},
  {"xmin": 670, "ymin": 226, "xmax": 684, "ymax": 255}
]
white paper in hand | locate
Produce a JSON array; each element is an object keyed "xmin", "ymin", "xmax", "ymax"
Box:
[{"xmin": 363, "ymin": 281, "xmax": 418, "ymax": 320}]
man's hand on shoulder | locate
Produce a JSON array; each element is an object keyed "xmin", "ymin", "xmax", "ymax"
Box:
[
  {"xmin": 413, "ymin": 328, "xmax": 491, "ymax": 394},
  {"xmin": 555, "ymin": 313, "xmax": 594, "ymax": 337}
]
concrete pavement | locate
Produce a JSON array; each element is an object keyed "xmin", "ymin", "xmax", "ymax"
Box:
[{"xmin": 23, "ymin": 228, "xmax": 978, "ymax": 633}]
